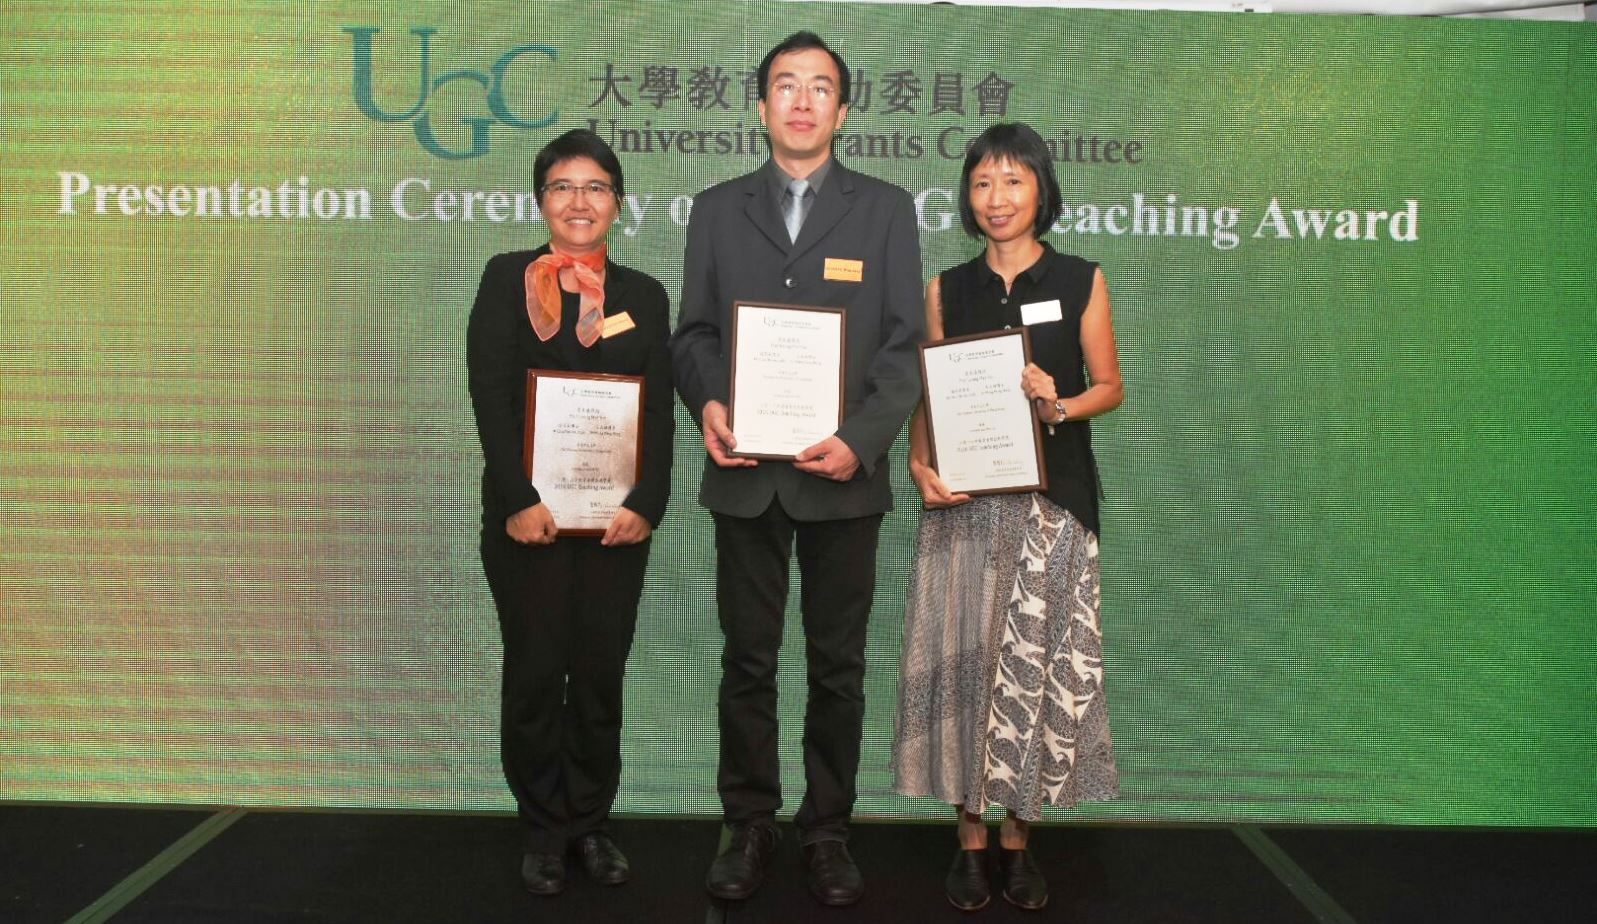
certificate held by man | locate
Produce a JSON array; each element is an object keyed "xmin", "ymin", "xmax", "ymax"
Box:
[
  {"xmin": 728, "ymin": 302, "xmax": 846, "ymax": 460},
  {"xmin": 918, "ymin": 328, "xmax": 1046, "ymax": 496},
  {"xmin": 522, "ymin": 369, "xmax": 644, "ymax": 535}
]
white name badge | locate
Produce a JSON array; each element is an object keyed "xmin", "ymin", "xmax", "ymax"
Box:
[{"xmin": 1020, "ymin": 299, "xmax": 1063, "ymax": 325}]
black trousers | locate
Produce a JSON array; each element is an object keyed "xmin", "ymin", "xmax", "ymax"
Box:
[
  {"xmin": 480, "ymin": 532, "xmax": 650, "ymax": 855},
  {"xmin": 713, "ymin": 501, "xmax": 884, "ymax": 844}
]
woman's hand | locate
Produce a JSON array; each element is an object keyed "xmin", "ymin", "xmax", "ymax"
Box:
[
  {"xmin": 506, "ymin": 503, "xmax": 557, "ymax": 545},
  {"xmin": 910, "ymin": 458, "xmax": 972, "ymax": 509},
  {"xmin": 1021, "ymin": 362, "xmax": 1065, "ymax": 423},
  {"xmin": 601, "ymin": 507, "xmax": 652, "ymax": 546},
  {"xmin": 1021, "ymin": 362, "xmax": 1057, "ymax": 405}
]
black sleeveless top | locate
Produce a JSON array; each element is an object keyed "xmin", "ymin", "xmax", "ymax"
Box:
[{"xmin": 938, "ymin": 243, "xmax": 1101, "ymax": 535}]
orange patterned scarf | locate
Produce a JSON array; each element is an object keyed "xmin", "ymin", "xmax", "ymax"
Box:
[{"xmin": 526, "ymin": 246, "xmax": 606, "ymax": 346}]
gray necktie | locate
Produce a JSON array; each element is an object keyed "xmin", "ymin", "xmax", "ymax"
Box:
[{"xmin": 783, "ymin": 178, "xmax": 812, "ymax": 243}]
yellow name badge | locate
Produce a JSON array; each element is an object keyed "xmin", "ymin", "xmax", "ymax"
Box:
[
  {"xmin": 601, "ymin": 311, "xmax": 636, "ymax": 338},
  {"xmin": 824, "ymin": 258, "xmax": 864, "ymax": 283}
]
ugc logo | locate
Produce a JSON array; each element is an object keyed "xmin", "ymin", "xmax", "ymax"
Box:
[{"xmin": 344, "ymin": 26, "xmax": 559, "ymax": 160}]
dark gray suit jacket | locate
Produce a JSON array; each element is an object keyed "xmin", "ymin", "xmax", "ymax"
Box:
[{"xmin": 671, "ymin": 159, "xmax": 925, "ymax": 521}]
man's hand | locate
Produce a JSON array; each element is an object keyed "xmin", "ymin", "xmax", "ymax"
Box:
[
  {"xmin": 506, "ymin": 503, "xmax": 557, "ymax": 545},
  {"xmin": 793, "ymin": 435, "xmax": 860, "ymax": 482},
  {"xmin": 703, "ymin": 400, "xmax": 758, "ymax": 468},
  {"xmin": 601, "ymin": 507, "xmax": 652, "ymax": 546}
]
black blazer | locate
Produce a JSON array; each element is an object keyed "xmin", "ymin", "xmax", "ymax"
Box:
[
  {"xmin": 467, "ymin": 245, "xmax": 674, "ymax": 532},
  {"xmin": 670, "ymin": 159, "xmax": 925, "ymax": 521}
]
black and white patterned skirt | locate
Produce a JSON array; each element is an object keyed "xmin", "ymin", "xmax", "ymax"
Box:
[{"xmin": 890, "ymin": 492, "xmax": 1120, "ymax": 820}]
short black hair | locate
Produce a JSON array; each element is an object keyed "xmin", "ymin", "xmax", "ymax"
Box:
[
  {"xmin": 534, "ymin": 127, "xmax": 624, "ymax": 203},
  {"xmin": 957, "ymin": 122, "xmax": 1063, "ymax": 239},
  {"xmin": 756, "ymin": 31, "xmax": 850, "ymax": 105}
]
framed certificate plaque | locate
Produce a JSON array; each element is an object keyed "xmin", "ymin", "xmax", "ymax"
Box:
[
  {"xmin": 523, "ymin": 369, "xmax": 644, "ymax": 535},
  {"xmin": 918, "ymin": 327, "xmax": 1047, "ymax": 496},
  {"xmin": 727, "ymin": 301, "xmax": 846, "ymax": 460}
]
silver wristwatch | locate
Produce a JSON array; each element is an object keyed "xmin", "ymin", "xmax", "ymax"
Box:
[{"xmin": 1046, "ymin": 399, "xmax": 1067, "ymax": 436}]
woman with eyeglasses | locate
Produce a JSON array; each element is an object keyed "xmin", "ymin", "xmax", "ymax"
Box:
[
  {"xmin": 466, "ymin": 127, "xmax": 673, "ymax": 898},
  {"xmin": 890, "ymin": 122, "xmax": 1125, "ymax": 912}
]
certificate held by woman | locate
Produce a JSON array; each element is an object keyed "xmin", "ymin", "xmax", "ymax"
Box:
[
  {"xmin": 918, "ymin": 327, "xmax": 1046, "ymax": 496},
  {"xmin": 523, "ymin": 369, "xmax": 645, "ymax": 535}
]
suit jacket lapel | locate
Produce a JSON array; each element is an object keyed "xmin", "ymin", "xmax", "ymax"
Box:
[
  {"xmin": 741, "ymin": 173, "xmax": 791, "ymax": 255},
  {"xmin": 789, "ymin": 164, "xmax": 854, "ymax": 265}
]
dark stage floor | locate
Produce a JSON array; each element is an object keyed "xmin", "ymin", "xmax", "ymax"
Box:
[{"xmin": 3, "ymin": 803, "xmax": 1592, "ymax": 923}]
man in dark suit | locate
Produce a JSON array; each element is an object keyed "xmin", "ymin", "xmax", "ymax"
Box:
[{"xmin": 670, "ymin": 31, "xmax": 925, "ymax": 907}]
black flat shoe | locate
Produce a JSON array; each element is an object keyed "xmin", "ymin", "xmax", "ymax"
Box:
[
  {"xmin": 706, "ymin": 823, "xmax": 779, "ymax": 900},
  {"xmin": 574, "ymin": 832, "xmax": 630, "ymax": 885},
  {"xmin": 945, "ymin": 848, "xmax": 991, "ymax": 911},
  {"xmin": 998, "ymin": 847, "xmax": 1048, "ymax": 910},
  {"xmin": 520, "ymin": 852, "xmax": 565, "ymax": 896},
  {"xmin": 802, "ymin": 840, "xmax": 864, "ymax": 906}
]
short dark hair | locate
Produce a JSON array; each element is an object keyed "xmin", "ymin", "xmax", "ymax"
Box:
[
  {"xmin": 957, "ymin": 122, "xmax": 1063, "ymax": 239},
  {"xmin": 534, "ymin": 127, "xmax": 624, "ymax": 203},
  {"xmin": 756, "ymin": 31, "xmax": 850, "ymax": 105}
]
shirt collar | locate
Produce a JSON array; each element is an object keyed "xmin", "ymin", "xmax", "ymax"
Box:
[{"xmin": 981, "ymin": 240, "xmax": 1055, "ymax": 287}]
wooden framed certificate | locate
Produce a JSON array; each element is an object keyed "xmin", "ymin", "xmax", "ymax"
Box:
[
  {"xmin": 728, "ymin": 301, "xmax": 846, "ymax": 460},
  {"xmin": 918, "ymin": 328, "xmax": 1047, "ymax": 496},
  {"xmin": 523, "ymin": 369, "xmax": 644, "ymax": 536}
]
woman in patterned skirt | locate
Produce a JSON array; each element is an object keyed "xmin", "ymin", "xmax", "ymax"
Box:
[{"xmin": 891, "ymin": 122, "xmax": 1125, "ymax": 912}]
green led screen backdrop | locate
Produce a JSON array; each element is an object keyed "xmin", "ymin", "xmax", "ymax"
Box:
[{"xmin": 3, "ymin": 1, "xmax": 1593, "ymax": 827}]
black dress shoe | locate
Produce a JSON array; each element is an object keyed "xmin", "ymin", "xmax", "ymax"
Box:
[
  {"xmin": 574, "ymin": 832, "xmax": 630, "ymax": 885},
  {"xmin": 998, "ymin": 847, "xmax": 1048, "ymax": 910},
  {"xmin": 945, "ymin": 848, "xmax": 990, "ymax": 911},
  {"xmin": 802, "ymin": 840, "xmax": 864, "ymax": 906},
  {"xmin": 520, "ymin": 852, "xmax": 565, "ymax": 896},
  {"xmin": 706, "ymin": 823, "xmax": 779, "ymax": 900}
]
